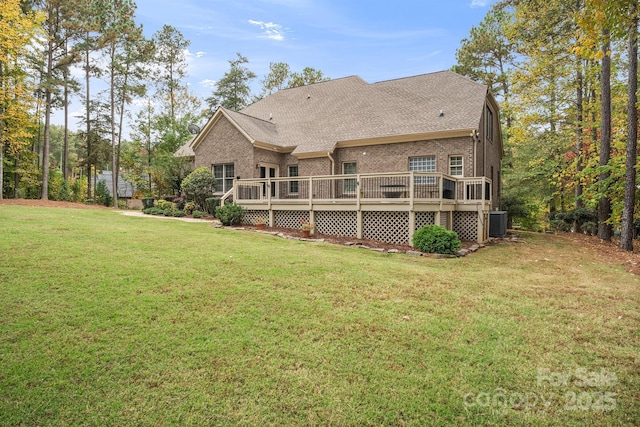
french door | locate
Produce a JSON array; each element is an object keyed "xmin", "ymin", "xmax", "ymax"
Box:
[{"xmin": 259, "ymin": 165, "xmax": 278, "ymax": 198}]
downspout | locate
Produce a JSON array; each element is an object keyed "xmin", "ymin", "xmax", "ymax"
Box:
[
  {"xmin": 327, "ymin": 151, "xmax": 336, "ymax": 201},
  {"xmin": 483, "ymin": 101, "xmax": 488, "ymax": 178},
  {"xmin": 471, "ymin": 130, "xmax": 477, "ymax": 177},
  {"xmin": 327, "ymin": 151, "xmax": 335, "ymax": 175}
]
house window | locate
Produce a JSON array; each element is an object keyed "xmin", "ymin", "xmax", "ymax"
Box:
[
  {"xmin": 342, "ymin": 161, "xmax": 357, "ymax": 193},
  {"xmin": 409, "ymin": 156, "xmax": 436, "ymax": 184},
  {"xmin": 486, "ymin": 105, "xmax": 494, "ymax": 142},
  {"xmin": 288, "ymin": 165, "xmax": 299, "ymax": 194},
  {"xmin": 449, "ymin": 155, "xmax": 463, "ymax": 177},
  {"xmin": 213, "ymin": 163, "xmax": 234, "ymax": 193}
]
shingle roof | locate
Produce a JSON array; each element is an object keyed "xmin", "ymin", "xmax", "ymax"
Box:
[
  {"xmin": 175, "ymin": 139, "xmax": 195, "ymax": 157},
  {"xmin": 96, "ymin": 171, "xmax": 134, "ymax": 198},
  {"xmin": 205, "ymin": 70, "xmax": 489, "ymax": 156},
  {"xmin": 223, "ymin": 109, "xmax": 280, "ymax": 146}
]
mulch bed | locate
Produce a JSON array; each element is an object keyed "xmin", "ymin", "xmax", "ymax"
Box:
[{"xmin": 236, "ymin": 225, "xmax": 479, "ymax": 254}]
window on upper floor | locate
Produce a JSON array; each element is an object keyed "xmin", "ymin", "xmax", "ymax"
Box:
[{"xmin": 486, "ymin": 105, "xmax": 494, "ymax": 143}]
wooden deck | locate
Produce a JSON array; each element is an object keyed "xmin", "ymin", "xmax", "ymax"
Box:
[{"xmin": 224, "ymin": 172, "xmax": 492, "ymax": 243}]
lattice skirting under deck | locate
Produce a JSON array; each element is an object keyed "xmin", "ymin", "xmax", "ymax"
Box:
[
  {"xmin": 274, "ymin": 210, "xmax": 308, "ymax": 229},
  {"xmin": 454, "ymin": 211, "xmax": 478, "ymax": 241},
  {"xmin": 315, "ymin": 211, "xmax": 358, "ymax": 237},
  {"xmin": 241, "ymin": 208, "xmax": 483, "ymax": 244},
  {"xmin": 363, "ymin": 211, "xmax": 409, "ymax": 245},
  {"xmin": 243, "ymin": 210, "xmax": 270, "ymax": 225},
  {"xmin": 415, "ymin": 212, "xmax": 436, "ymax": 230}
]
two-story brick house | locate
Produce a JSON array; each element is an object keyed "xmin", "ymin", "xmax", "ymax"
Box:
[{"xmin": 182, "ymin": 70, "xmax": 502, "ymax": 244}]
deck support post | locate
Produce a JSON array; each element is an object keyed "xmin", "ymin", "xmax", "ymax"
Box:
[
  {"xmin": 408, "ymin": 210, "xmax": 416, "ymax": 247},
  {"xmin": 357, "ymin": 210, "xmax": 363, "ymax": 239},
  {"xmin": 477, "ymin": 209, "xmax": 486, "ymax": 243}
]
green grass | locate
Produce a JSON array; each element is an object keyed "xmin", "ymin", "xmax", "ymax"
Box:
[{"xmin": 0, "ymin": 206, "xmax": 638, "ymax": 426}]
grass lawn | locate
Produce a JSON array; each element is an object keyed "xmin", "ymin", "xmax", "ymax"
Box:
[{"xmin": 0, "ymin": 205, "xmax": 638, "ymax": 426}]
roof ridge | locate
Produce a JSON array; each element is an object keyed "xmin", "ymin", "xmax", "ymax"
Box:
[
  {"xmin": 372, "ymin": 70, "xmax": 485, "ymax": 89},
  {"xmin": 275, "ymin": 75, "xmax": 367, "ymax": 93}
]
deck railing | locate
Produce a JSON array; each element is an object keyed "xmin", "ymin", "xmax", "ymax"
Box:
[{"xmin": 233, "ymin": 172, "xmax": 491, "ymax": 205}]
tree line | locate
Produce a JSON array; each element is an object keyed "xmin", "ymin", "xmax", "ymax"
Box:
[
  {"xmin": 0, "ymin": 0, "xmax": 328, "ymax": 207},
  {"xmin": 453, "ymin": 0, "xmax": 638, "ymax": 251}
]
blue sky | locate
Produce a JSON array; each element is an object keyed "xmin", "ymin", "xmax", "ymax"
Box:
[
  {"xmin": 134, "ymin": 0, "xmax": 495, "ymax": 98},
  {"xmin": 58, "ymin": 0, "xmax": 495, "ymax": 132}
]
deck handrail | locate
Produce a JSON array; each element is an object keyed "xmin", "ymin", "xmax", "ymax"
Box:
[
  {"xmin": 220, "ymin": 187, "xmax": 234, "ymax": 206},
  {"xmin": 233, "ymin": 172, "xmax": 492, "ymax": 204}
]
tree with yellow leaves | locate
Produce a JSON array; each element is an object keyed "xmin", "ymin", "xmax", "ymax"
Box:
[{"xmin": 0, "ymin": 0, "xmax": 44, "ymax": 199}]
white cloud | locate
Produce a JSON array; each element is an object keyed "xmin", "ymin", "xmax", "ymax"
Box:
[
  {"xmin": 248, "ymin": 20, "xmax": 287, "ymax": 41},
  {"xmin": 470, "ymin": 0, "xmax": 488, "ymax": 7},
  {"xmin": 184, "ymin": 49, "xmax": 207, "ymax": 58},
  {"xmin": 199, "ymin": 79, "xmax": 217, "ymax": 89}
]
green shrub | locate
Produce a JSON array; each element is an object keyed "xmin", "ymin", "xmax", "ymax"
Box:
[
  {"xmin": 205, "ymin": 197, "xmax": 221, "ymax": 215},
  {"xmin": 160, "ymin": 195, "xmax": 185, "ymax": 210},
  {"xmin": 550, "ymin": 219, "xmax": 571, "ymax": 232},
  {"xmin": 215, "ymin": 203, "xmax": 244, "ymax": 226},
  {"xmin": 156, "ymin": 199, "xmax": 174, "ymax": 211},
  {"xmin": 143, "ymin": 207, "xmax": 164, "ymax": 215},
  {"xmin": 172, "ymin": 210, "xmax": 187, "ymax": 217},
  {"xmin": 181, "ymin": 167, "xmax": 215, "ymax": 210},
  {"xmin": 70, "ymin": 178, "xmax": 86, "ymax": 203},
  {"xmin": 59, "ymin": 180, "xmax": 70, "ymax": 202},
  {"xmin": 412, "ymin": 225, "xmax": 461, "ymax": 255},
  {"xmin": 184, "ymin": 201, "xmax": 197, "ymax": 215},
  {"xmin": 163, "ymin": 208, "xmax": 173, "ymax": 216},
  {"xmin": 142, "ymin": 197, "xmax": 155, "ymax": 209},
  {"xmin": 192, "ymin": 210, "xmax": 207, "ymax": 219},
  {"xmin": 582, "ymin": 221, "xmax": 596, "ymax": 235},
  {"xmin": 174, "ymin": 197, "xmax": 185, "ymax": 211},
  {"xmin": 117, "ymin": 200, "xmax": 127, "ymax": 210},
  {"xmin": 548, "ymin": 208, "xmax": 597, "ymax": 233},
  {"xmin": 500, "ymin": 194, "xmax": 529, "ymax": 221},
  {"xmin": 95, "ymin": 180, "xmax": 112, "ymax": 207},
  {"xmin": 47, "ymin": 169, "xmax": 65, "ymax": 201}
]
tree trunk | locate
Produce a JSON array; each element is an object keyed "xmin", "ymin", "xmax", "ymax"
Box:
[
  {"xmin": 85, "ymin": 38, "xmax": 92, "ymax": 201},
  {"xmin": 575, "ymin": 57, "xmax": 584, "ymax": 210},
  {"xmin": 42, "ymin": 36, "xmax": 54, "ymax": 201},
  {"xmin": 597, "ymin": 30, "xmax": 612, "ymax": 241},
  {"xmin": 621, "ymin": 3, "xmax": 638, "ymax": 251},
  {"xmin": 110, "ymin": 45, "xmax": 118, "ymax": 208},
  {"xmin": 115, "ymin": 65, "xmax": 131, "ymax": 206},
  {"xmin": 42, "ymin": 90, "xmax": 51, "ymax": 200},
  {"xmin": 147, "ymin": 99, "xmax": 152, "ymax": 194},
  {"xmin": 63, "ymin": 41, "xmax": 69, "ymax": 181},
  {"xmin": 14, "ymin": 156, "xmax": 19, "ymax": 198},
  {"xmin": 0, "ymin": 137, "xmax": 3, "ymax": 201},
  {"xmin": 0, "ymin": 61, "xmax": 3, "ymax": 200}
]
